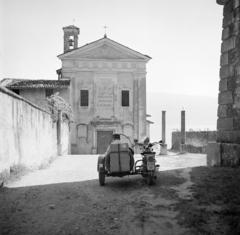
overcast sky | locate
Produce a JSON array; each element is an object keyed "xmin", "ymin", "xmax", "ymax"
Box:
[{"xmin": 1, "ymin": 0, "xmax": 223, "ymax": 97}]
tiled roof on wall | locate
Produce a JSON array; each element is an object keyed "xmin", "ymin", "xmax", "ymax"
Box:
[{"xmin": 1, "ymin": 79, "xmax": 70, "ymax": 89}]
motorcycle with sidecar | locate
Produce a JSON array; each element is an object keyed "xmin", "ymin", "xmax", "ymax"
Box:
[{"xmin": 97, "ymin": 134, "xmax": 159, "ymax": 186}]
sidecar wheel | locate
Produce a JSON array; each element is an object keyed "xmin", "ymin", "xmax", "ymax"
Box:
[{"xmin": 99, "ymin": 172, "xmax": 105, "ymax": 186}]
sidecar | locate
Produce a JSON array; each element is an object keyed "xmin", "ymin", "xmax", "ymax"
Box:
[
  {"xmin": 97, "ymin": 143, "xmax": 160, "ymax": 185},
  {"xmin": 97, "ymin": 142, "xmax": 135, "ymax": 186}
]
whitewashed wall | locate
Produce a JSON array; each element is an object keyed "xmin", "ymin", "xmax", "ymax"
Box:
[
  {"xmin": 61, "ymin": 121, "xmax": 70, "ymax": 155},
  {"xmin": 0, "ymin": 87, "xmax": 69, "ymax": 180}
]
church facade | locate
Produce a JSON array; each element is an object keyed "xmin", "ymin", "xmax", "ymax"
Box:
[
  {"xmin": 58, "ymin": 25, "xmax": 151, "ymax": 154},
  {"xmin": 1, "ymin": 25, "xmax": 152, "ymax": 154}
]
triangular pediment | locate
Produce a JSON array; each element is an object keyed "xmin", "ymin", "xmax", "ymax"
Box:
[
  {"xmin": 75, "ymin": 44, "xmax": 139, "ymax": 60},
  {"xmin": 58, "ymin": 37, "xmax": 151, "ymax": 61}
]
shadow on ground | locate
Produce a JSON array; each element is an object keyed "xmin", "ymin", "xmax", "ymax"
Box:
[
  {"xmin": 0, "ymin": 170, "xmax": 187, "ymax": 235},
  {"xmin": 1, "ymin": 166, "xmax": 240, "ymax": 235}
]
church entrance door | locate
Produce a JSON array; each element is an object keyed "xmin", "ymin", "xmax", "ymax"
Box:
[{"xmin": 97, "ymin": 131, "xmax": 113, "ymax": 154}]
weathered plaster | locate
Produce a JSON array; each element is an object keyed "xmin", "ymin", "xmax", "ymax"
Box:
[
  {"xmin": 0, "ymin": 87, "xmax": 69, "ymax": 180},
  {"xmin": 59, "ymin": 37, "xmax": 150, "ymax": 154},
  {"xmin": 19, "ymin": 87, "xmax": 69, "ymax": 110}
]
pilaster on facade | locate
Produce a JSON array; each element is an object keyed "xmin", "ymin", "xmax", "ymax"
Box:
[
  {"xmin": 138, "ymin": 75, "xmax": 147, "ymax": 140},
  {"xmin": 133, "ymin": 78, "xmax": 139, "ymax": 140}
]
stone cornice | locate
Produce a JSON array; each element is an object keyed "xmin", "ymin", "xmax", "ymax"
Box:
[
  {"xmin": 62, "ymin": 67, "xmax": 146, "ymax": 73},
  {"xmin": 217, "ymin": 0, "xmax": 229, "ymax": 5},
  {"xmin": 90, "ymin": 118, "xmax": 121, "ymax": 126},
  {"xmin": 61, "ymin": 60, "xmax": 146, "ymax": 73}
]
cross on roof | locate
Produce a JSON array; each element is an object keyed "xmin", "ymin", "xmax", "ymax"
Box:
[{"xmin": 104, "ymin": 25, "xmax": 108, "ymax": 38}]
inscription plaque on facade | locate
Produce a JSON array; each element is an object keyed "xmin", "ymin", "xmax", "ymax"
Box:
[{"xmin": 96, "ymin": 77, "xmax": 114, "ymax": 118}]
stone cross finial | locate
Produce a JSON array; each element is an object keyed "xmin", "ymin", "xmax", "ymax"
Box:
[{"xmin": 104, "ymin": 25, "xmax": 108, "ymax": 38}]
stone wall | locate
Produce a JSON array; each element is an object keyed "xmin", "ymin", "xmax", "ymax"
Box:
[
  {"xmin": 172, "ymin": 131, "xmax": 217, "ymax": 153},
  {"xmin": 0, "ymin": 87, "xmax": 69, "ymax": 181},
  {"xmin": 217, "ymin": 0, "xmax": 240, "ymax": 143},
  {"xmin": 207, "ymin": 0, "xmax": 240, "ymax": 166}
]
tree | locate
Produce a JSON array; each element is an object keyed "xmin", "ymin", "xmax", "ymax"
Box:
[{"xmin": 46, "ymin": 92, "xmax": 73, "ymax": 122}]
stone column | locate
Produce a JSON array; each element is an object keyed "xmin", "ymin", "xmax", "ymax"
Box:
[
  {"xmin": 160, "ymin": 111, "xmax": 167, "ymax": 155},
  {"xmin": 207, "ymin": 0, "xmax": 240, "ymax": 166},
  {"xmin": 162, "ymin": 111, "xmax": 166, "ymax": 143},
  {"xmin": 180, "ymin": 110, "xmax": 186, "ymax": 153}
]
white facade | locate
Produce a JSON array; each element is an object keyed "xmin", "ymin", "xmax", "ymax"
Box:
[{"xmin": 58, "ymin": 28, "xmax": 151, "ymax": 154}]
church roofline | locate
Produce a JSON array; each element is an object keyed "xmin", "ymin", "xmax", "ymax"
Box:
[{"xmin": 57, "ymin": 36, "xmax": 151, "ymax": 61}]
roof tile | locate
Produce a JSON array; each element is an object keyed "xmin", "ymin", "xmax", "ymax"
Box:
[{"xmin": 2, "ymin": 79, "xmax": 70, "ymax": 89}]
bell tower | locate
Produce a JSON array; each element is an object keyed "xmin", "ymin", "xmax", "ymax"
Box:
[{"xmin": 63, "ymin": 25, "xmax": 80, "ymax": 53}]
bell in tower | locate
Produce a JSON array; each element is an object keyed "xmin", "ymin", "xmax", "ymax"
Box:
[{"xmin": 63, "ymin": 25, "xmax": 80, "ymax": 53}]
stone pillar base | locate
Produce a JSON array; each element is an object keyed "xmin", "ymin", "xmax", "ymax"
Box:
[
  {"xmin": 159, "ymin": 144, "xmax": 168, "ymax": 155},
  {"xmin": 92, "ymin": 148, "xmax": 97, "ymax": 154},
  {"xmin": 207, "ymin": 142, "xmax": 240, "ymax": 167},
  {"xmin": 206, "ymin": 142, "xmax": 221, "ymax": 166},
  {"xmin": 57, "ymin": 144, "xmax": 62, "ymax": 156},
  {"xmin": 180, "ymin": 144, "xmax": 187, "ymax": 154}
]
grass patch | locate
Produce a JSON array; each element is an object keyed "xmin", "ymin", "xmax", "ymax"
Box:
[
  {"xmin": 175, "ymin": 166, "xmax": 240, "ymax": 235},
  {"xmin": 158, "ymin": 170, "xmax": 186, "ymax": 187}
]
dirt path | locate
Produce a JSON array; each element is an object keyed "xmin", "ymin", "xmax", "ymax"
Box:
[
  {"xmin": 1, "ymin": 169, "xmax": 195, "ymax": 235},
  {"xmin": 1, "ymin": 154, "xmax": 205, "ymax": 235}
]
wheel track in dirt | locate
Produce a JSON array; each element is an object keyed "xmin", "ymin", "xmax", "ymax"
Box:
[{"xmin": 83, "ymin": 172, "xmax": 190, "ymax": 235}]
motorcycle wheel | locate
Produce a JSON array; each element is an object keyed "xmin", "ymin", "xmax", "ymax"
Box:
[
  {"xmin": 99, "ymin": 172, "xmax": 105, "ymax": 186},
  {"xmin": 147, "ymin": 175, "xmax": 155, "ymax": 185}
]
